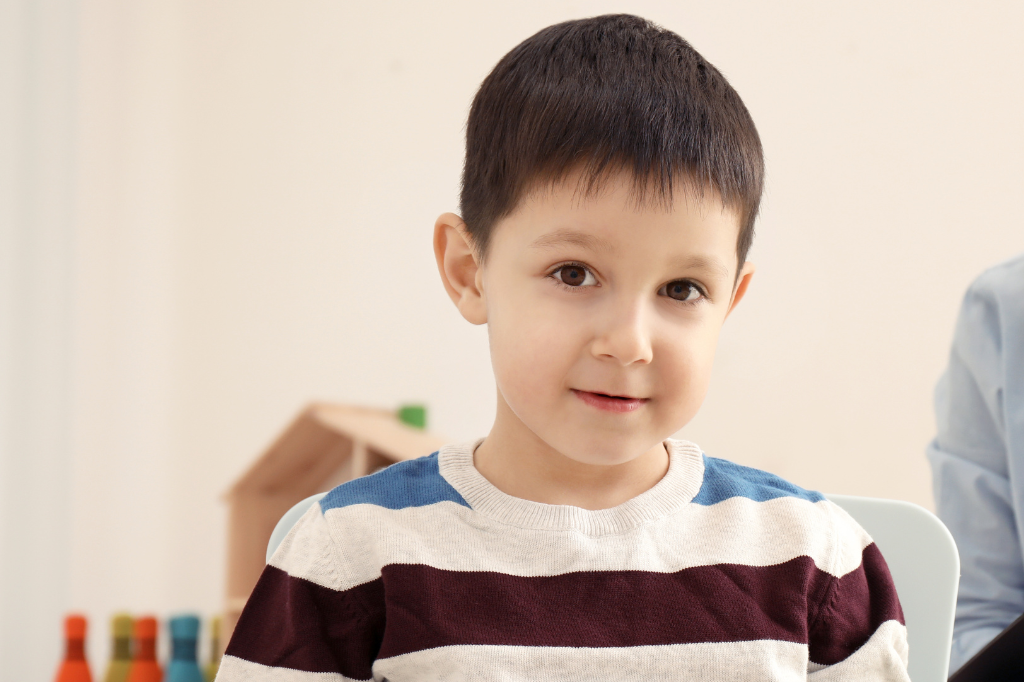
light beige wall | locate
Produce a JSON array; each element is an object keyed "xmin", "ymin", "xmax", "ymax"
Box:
[
  {"xmin": 6, "ymin": 0, "xmax": 1024, "ymax": 676},
  {"xmin": 173, "ymin": 0, "xmax": 1024, "ymax": 514},
  {"xmin": 65, "ymin": 0, "xmax": 185, "ymax": 672}
]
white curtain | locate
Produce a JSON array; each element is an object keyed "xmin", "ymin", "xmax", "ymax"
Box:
[
  {"xmin": 1, "ymin": 1, "xmax": 181, "ymax": 677},
  {"xmin": 0, "ymin": 0, "xmax": 79, "ymax": 677}
]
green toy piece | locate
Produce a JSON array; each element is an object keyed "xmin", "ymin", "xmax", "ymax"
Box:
[
  {"xmin": 166, "ymin": 615, "xmax": 204, "ymax": 682},
  {"xmin": 397, "ymin": 404, "xmax": 427, "ymax": 429},
  {"xmin": 103, "ymin": 614, "xmax": 133, "ymax": 682}
]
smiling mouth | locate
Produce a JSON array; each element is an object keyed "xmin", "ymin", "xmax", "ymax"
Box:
[{"xmin": 572, "ymin": 389, "xmax": 648, "ymax": 413}]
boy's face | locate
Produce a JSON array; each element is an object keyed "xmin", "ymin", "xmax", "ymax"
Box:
[{"xmin": 436, "ymin": 172, "xmax": 753, "ymax": 468}]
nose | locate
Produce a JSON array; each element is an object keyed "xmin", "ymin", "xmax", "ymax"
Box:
[{"xmin": 590, "ymin": 297, "xmax": 654, "ymax": 365}]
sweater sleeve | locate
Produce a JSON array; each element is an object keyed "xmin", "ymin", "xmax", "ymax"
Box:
[
  {"xmin": 927, "ymin": 261, "xmax": 1024, "ymax": 673},
  {"xmin": 806, "ymin": 505, "xmax": 909, "ymax": 681},
  {"xmin": 216, "ymin": 502, "xmax": 384, "ymax": 682}
]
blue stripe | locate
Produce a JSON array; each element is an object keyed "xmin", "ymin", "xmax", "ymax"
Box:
[
  {"xmin": 692, "ymin": 454, "xmax": 825, "ymax": 505},
  {"xmin": 320, "ymin": 452, "xmax": 469, "ymax": 512}
]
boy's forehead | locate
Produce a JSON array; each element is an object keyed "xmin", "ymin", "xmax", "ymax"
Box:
[
  {"xmin": 510, "ymin": 172, "xmax": 742, "ymax": 242},
  {"xmin": 517, "ymin": 169, "xmax": 737, "ymax": 223}
]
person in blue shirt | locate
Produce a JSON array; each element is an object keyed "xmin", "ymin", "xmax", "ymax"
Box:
[{"xmin": 928, "ymin": 252, "xmax": 1024, "ymax": 672}]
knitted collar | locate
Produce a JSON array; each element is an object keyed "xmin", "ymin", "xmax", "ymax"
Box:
[{"xmin": 438, "ymin": 438, "xmax": 705, "ymax": 536}]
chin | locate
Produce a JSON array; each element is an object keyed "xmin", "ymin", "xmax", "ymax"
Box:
[{"xmin": 552, "ymin": 434, "xmax": 655, "ymax": 467}]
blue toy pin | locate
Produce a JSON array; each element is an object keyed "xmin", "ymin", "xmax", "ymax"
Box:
[{"xmin": 166, "ymin": 615, "xmax": 204, "ymax": 682}]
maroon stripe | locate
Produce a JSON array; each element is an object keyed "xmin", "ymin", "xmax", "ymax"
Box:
[
  {"xmin": 228, "ymin": 545, "xmax": 902, "ymax": 672},
  {"xmin": 377, "ymin": 556, "xmax": 837, "ymax": 659},
  {"xmin": 809, "ymin": 543, "xmax": 905, "ymax": 665},
  {"xmin": 225, "ymin": 564, "xmax": 384, "ymax": 679}
]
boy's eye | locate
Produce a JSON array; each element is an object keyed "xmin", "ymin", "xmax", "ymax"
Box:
[
  {"xmin": 553, "ymin": 265, "xmax": 597, "ymax": 287},
  {"xmin": 660, "ymin": 280, "xmax": 703, "ymax": 302}
]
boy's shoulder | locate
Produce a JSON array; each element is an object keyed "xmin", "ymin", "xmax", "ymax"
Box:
[
  {"xmin": 687, "ymin": 451, "xmax": 872, "ymax": 573},
  {"xmin": 691, "ymin": 451, "xmax": 826, "ymax": 506},
  {"xmin": 319, "ymin": 446, "xmax": 828, "ymax": 513},
  {"xmin": 319, "ymin": 451, "xmax": 469, "ymax": 515}
]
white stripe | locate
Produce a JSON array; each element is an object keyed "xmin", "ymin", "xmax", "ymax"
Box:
[
  {"xmin": 273, "ymin": 495, "xmax": 871, "ymax": 591},
  {"xmin": 269, "ymin": 502, "xmax": 347, "ymax": 591},
  {"xmin": 215, "ymin": 655, "xmax": 366, "ymax": 682},
  {"xmin": 808, "ymin": 620, "xmax": 909, "ymax": 681},
  {"xmin": 372, "ymin": 640, "xmax": 811, "ymax": 682}
]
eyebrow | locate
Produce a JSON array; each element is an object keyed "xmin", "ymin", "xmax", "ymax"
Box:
[
  {"xmin": 529, "ymin": 229, "xmax": 613, "ymax": 252},
  {"xmin": 674, "ymin": 255, "xmax": 733, "ymax": 281}
]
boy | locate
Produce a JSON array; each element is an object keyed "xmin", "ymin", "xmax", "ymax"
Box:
[{"xmin": 219, "ymin": 14, "xmax": 909, "ymax": 681}]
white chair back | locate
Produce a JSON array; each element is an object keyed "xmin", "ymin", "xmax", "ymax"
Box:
[{"xmin": 828, "ymin": 494, "xmax": 960, "ymax": 682}]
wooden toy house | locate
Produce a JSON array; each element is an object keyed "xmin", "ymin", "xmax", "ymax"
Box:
[{"xmin": 222, "ymin": 402, "xmax": 448, "ymax": 640}]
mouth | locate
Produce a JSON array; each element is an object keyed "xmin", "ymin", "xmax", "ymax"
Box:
[{"xmin": 571, "ymin": 389, "xmax": 649, "ymax": 413}]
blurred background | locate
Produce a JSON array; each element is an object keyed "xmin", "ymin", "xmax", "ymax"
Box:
[{"xmin": 2, "ymin": 0, "xmax": 1023, "ymax": 678}]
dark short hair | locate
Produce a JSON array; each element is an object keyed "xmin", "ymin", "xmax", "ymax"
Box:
[{"xmin": 460, "ymin": 14, "xmax": 764, "ymax": 270}]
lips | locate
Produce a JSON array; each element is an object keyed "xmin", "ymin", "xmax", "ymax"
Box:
[{"xmin": 572, "ymin": 389, "xmax": 648, "ymax": 413}]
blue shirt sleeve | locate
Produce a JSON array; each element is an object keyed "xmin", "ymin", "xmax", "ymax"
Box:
[{"xmin": 927, "ymin": 253, "xmax": 1024, "ymax": 673}]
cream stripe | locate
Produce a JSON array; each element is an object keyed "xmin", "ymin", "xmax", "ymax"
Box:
[
  {"xmin": 373, "ymin": 640, "xmax": 811, "ymax": 682},
  {"xmin": 214, "ymin": 655, "xmax": 366, "ymax": 682},
  {"xmin": 273, "ymin": 493, "xmax": 870, "ymax": 591},
  {"xmin": 269, "ymin": 500, "xmax": 347, "ymax": 591}
]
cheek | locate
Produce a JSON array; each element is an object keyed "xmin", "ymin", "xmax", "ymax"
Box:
[
  {"xmin": 656, "ymin": 325, "xmax": 721, "ymax": 411},
  {"xmin": 487, "ymin": 294, "xmax": 586, "ymax": 400}
]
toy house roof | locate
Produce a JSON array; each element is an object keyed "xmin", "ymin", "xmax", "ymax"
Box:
[{"xmin": 225, "ymin": 402, "xmax": 449, "ymax": 497}]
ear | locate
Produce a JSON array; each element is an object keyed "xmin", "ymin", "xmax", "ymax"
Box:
[
  {"xmin": 725, "ymin": 261, "xmax": 755, "ymax": 319},
  {"xmin": 433, "ymin": 212, "xmax": 487, "ymax": 325}
]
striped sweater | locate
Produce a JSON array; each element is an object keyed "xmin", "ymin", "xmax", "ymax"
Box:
[{"xmin": 220, "ymin": 439, "xmax": 909, "ymax": 681}]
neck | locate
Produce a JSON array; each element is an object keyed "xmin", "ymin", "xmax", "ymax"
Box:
[
  {"xmin": 65, "ymin": 639, "xmax": 86, "ymax": 661},
  {"xmin": 136, "ymin": 639, "xmax": 156, "ymax": 661},
  {"xmin": 113, "ymin": 637, "xmax": 131, "ymax": 660},
  {"xmin": 474, "ymin": 394, "xmax": 669, "ymax": 510}
]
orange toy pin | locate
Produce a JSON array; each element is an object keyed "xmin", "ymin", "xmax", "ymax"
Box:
[
  {"xmin": 54, "ymin": 614, "xmax": 93, "ymax": 682},
  {"xmin": 126, "ymin": 617, "xmax": 162, "ymax": 682}
]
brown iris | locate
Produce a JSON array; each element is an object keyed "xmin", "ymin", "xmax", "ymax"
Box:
[
  {"xmin": 560, "ymin": 266, "xmax": 587, "ymax": 286},
  {"xmin": 665, "ymin": 280, "xmax": 697, "ymax": 301}
]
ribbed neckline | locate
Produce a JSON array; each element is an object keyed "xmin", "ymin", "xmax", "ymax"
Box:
[{"xmin": 438, "ymin": 438, "xmax": 705, "ymax": 536}]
